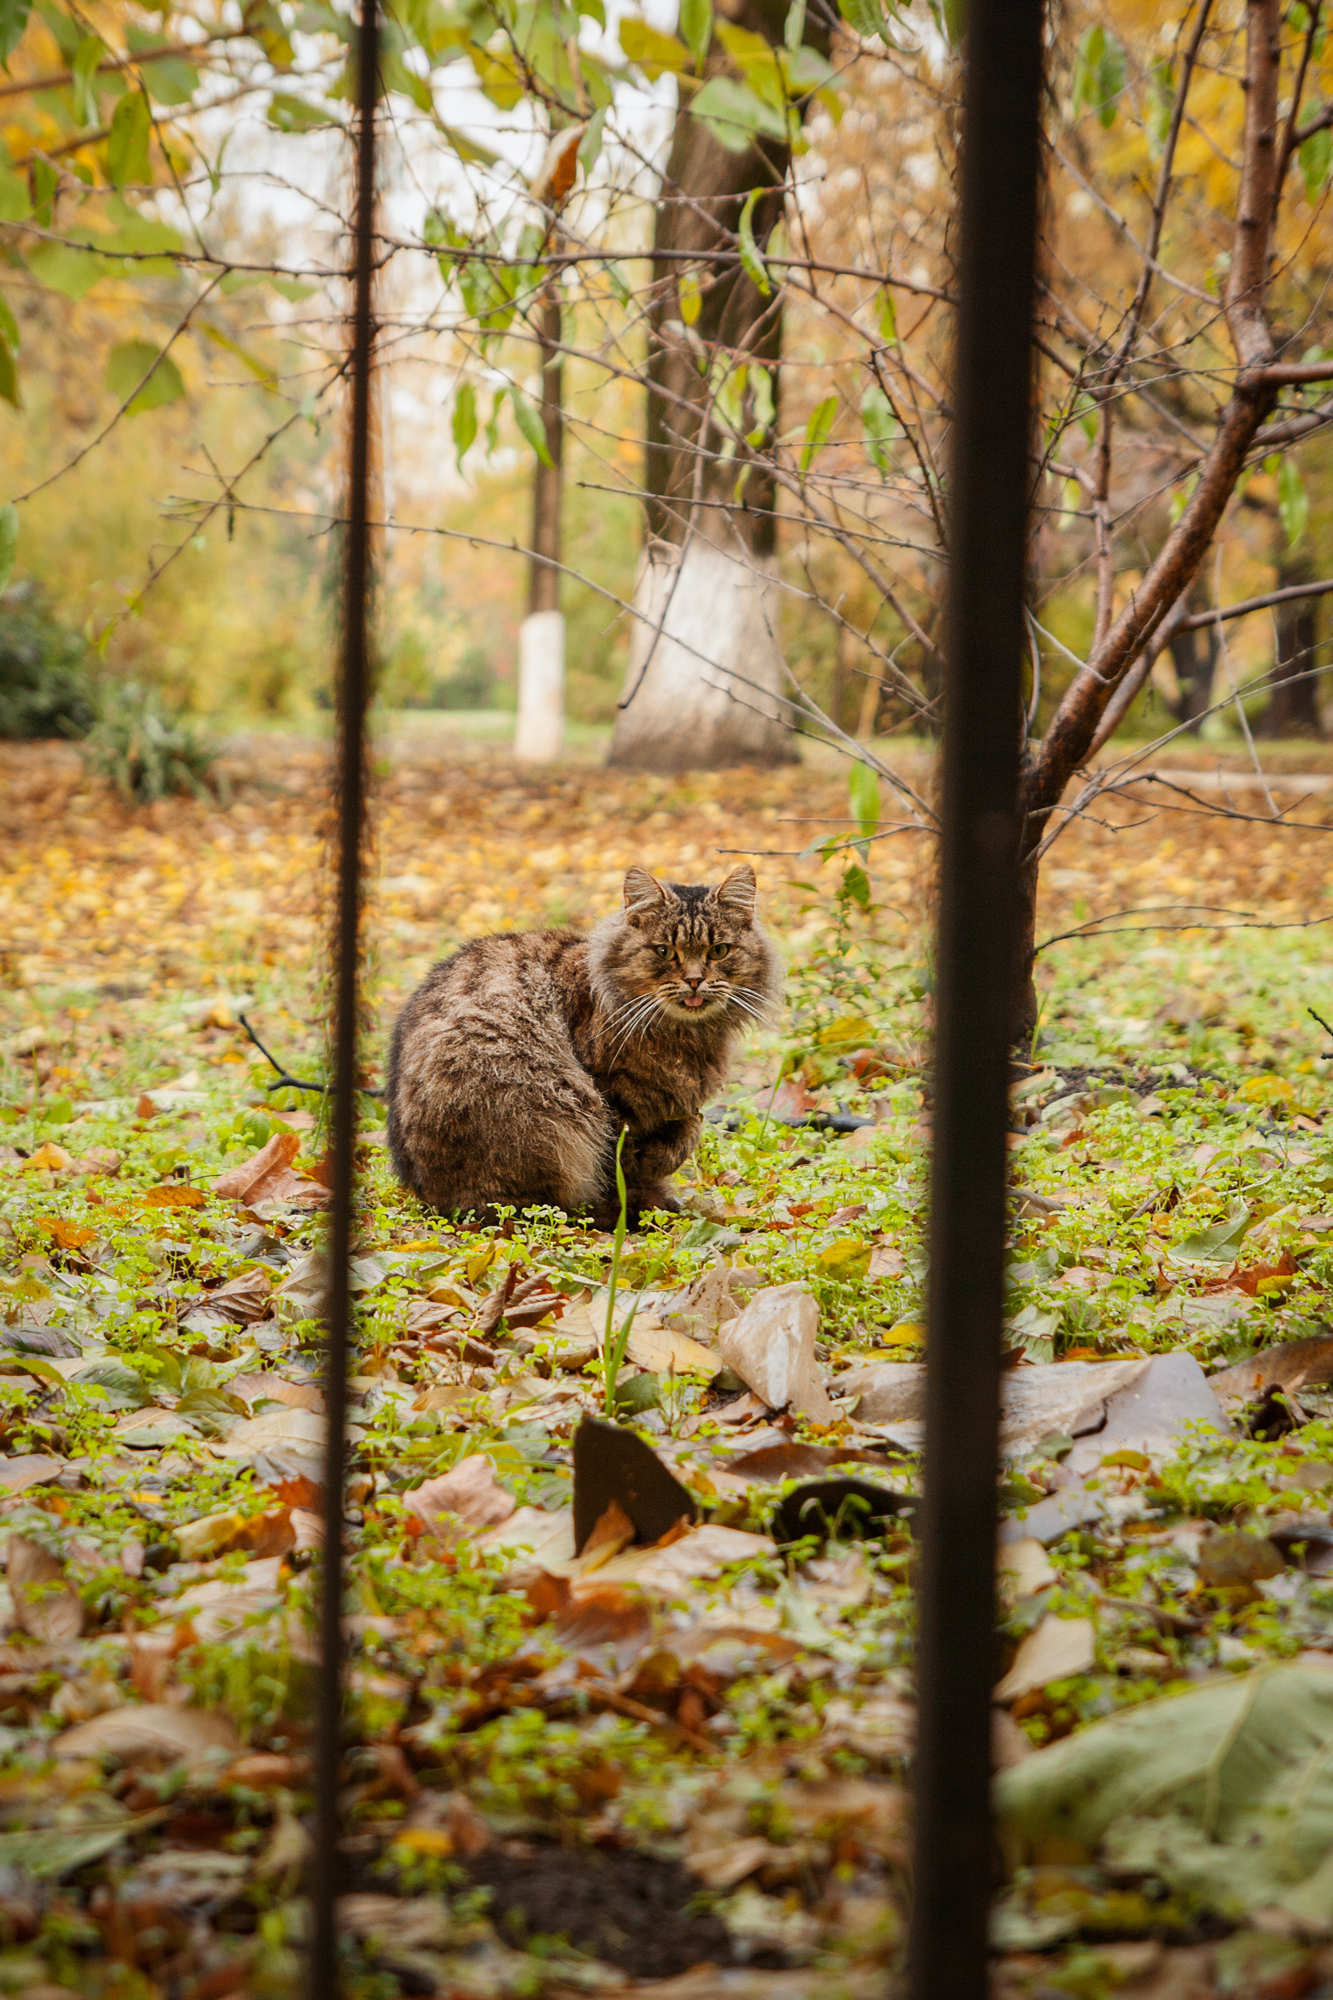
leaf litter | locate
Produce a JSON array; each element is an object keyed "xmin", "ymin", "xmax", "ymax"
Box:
[{"xmin": 7, "ymin": 739, "xmax": 1333, "ymax": 1990}]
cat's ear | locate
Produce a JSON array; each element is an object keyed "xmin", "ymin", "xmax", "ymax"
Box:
[
  {"xmin": 709, "ymin": 864, "xmax": 757, "ymax": 922},
  {"xmin": 623, "ymin": 866, "xmax": 668, "ymax": 921}
]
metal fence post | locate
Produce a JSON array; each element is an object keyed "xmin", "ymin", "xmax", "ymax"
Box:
[
  {"xmin": 309, "ymin": 0, "xmax": 378, "ymax": 1991},
  {"xmin": 908, "ymin": 1, "xmax": 1045, "ymax": 1996}
]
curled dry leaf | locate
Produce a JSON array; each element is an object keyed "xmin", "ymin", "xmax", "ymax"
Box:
[
  {"xmin": 211, "ymin": 1132, "xmax": 328, "ymax": 1208},
  {"xmin": 7, "ymin": 1534, "xmax": 83, "ymax": 1644},
  {"xmin": 719, "ymin": 1283, "xmax": 834, "ymax": 1423}
]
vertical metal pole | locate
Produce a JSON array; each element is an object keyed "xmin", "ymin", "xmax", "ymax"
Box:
[
  {"xmin": 309, "ymin": 0, "xmax": 377, "ymax": 1992},
  {"xmin": 908, "ymin": 2, "xmax": 1044, "ymax": 1997}
]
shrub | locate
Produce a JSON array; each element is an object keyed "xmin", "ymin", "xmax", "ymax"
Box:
[
  {"xmin": 82, "ymin": 680, "xmax": 228, "ymax": 804},
  {"xmin": 0, "ymin": 585, "xmax": 93, "ymax": 740}
]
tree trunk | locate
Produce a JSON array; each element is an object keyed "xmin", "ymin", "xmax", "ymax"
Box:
[
  {"xmin": 1257, "ymin": 551, "xmax": 1323, "ymax": 737},
  {"xmin": 1168, "ymin": 580, "xmax": 1217, "ymax": 729},
  {"xmin": 515, "ymin": 287, "xmax": 565, "ymax": 762},
  {"xmin": 609, "ymin": 0, "xmax": 817, "ymax": 771}
]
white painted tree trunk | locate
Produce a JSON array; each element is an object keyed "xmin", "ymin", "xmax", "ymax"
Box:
[
  {"xmin": 514, "ymin": 609, "xmax": 565, "ymax": 763},
  {"xmin": 608, "ymin": 535, "xmax": 794, "ymax": 770}
]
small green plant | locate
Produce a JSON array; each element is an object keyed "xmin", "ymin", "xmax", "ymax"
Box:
[
  {"xmin": 0, "ymin": 584, "xmax": 93, "ymax": 739},
  {"xmin": 82, "ymin": 679, "xmax": 228, "ymax": 803}
]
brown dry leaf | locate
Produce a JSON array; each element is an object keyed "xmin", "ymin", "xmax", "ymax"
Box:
[
  {"xmin": 290, "ymin": 1507, "xmax": 324, "ymax": 1551},
  {"xmin": 993, "ymin": 1615, "xmax": 1096, "ymax": 1704},
  {"xmin": 551, "ymin": 1583, "xmax": 657, "ymax": 1671},
  {"xmin": 592, "ymin": 1524, "xmax": 774, "ymax": 1595},
  {"xmin": 0, "ymin": 1454, "xmax": 63, "ymax": 1495},
  {"xmin": 627, "ymin": 1319, "xmax": 724, "ymax": 1375},
  {"xmin": 230, "ymin": 1371, "xmax": 324, "ymax": 1414},
  {"xmin": 867, "ymin": 1244, "xmax": 906, "ymax": 1279},
  {"xmin": 718, "ymin": 1283, "xmax": 835, "ymax": 1422},
  {"xmin": 21, "ymin": 1143, "xmax": 72, "ymax": 1174},
  {"xmin": 202, "ymin": 1269, "xmax": 273, "ymax": 1323},
  {"xmin": 176, "ymin": 1506, "xmax": 295, "ymax": 1562},
  {"xmin": 53, "ymin": 1703, "xmax": 240, "ymax": 1778},
  {"xmin": 403, "ymin": 1453, "xmax": 516, "ymax": 1533},
  {"xmin": 579, "ymin": 1498, "xmax": 637, "ymax": 1567},
  {"xmin": 211, "ymin": 1132, "xmax": 328, "ymax": 1207},
  {"xmin": 7, "ymin": 1534, "xmax": 83, "ymax": 1643},
  {"xmin": 219, "ymin": 1407, "xmax": 326, "ymax": 1459},
  {"xmin": 141, "ymin": 1184, "xmax": 207, "ymax": 1211},
  {"xmin": 72, "ymin": 1147, "xmax": 121, "ymax": 1178}
]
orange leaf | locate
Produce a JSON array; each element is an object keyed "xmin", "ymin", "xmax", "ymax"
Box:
[
  {"xmin": 142, "ymin": 1184, "xmax": 207, "ymax": 1209},
  {"xmin": 36, "ymin": 1217, "xmax": 98, "ymax": 1249}
]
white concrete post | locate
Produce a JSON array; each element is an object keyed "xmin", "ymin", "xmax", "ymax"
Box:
[{"xmin": 514, "ymin": 608, "xmax": 566, "ymax": 762}]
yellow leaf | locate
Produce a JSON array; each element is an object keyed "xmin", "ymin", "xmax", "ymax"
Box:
[{"xmin": 816, "ymin": 1238, "xmax": 871, "ymax": 1281}]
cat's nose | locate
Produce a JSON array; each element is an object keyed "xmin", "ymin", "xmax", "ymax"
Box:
[{"xmin": 684, "ymin": 973, "xmax": 703, "ymax": 990}]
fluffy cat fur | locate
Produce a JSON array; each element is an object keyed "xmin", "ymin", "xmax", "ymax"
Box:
[{"xmin": 386, "ymin": 863, "xmax": 781, "ymax": 1227}]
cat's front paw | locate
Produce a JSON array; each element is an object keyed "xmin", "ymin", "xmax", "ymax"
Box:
[{"xmin": 632, "ymin": 1182, "xmax": 683, "ymax": 1217}]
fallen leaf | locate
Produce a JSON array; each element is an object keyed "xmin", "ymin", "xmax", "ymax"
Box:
[
  {"xmin": 994, "ymin": 1615, "xmax": 1096, "ymax": 1703},
  {"xmin": 176, "ymin": 1506, "xmax": 295, "ymax": 1562},
  {"xmin": 403, "ymin": 1453, "xmax": 516, "ymax": 1533},
  {"xmin": 1209, "ymin": 1332, "xmax": 1333, "ymax": 1409},
  {"xmin": 200, "ymin": 1268, "xmax": 273, "ymax": 1322},
  {"xmin": 8, "ymin": 1534, "xmax": 83, "ymax": 1643},
  {"xmin": 1197, "ymin": 1530, "xmax": 1284, "ymax": 1591},
  {"xmin": 572, "ymin": 1418, "xmax": 699, "ymax": 1554},
  {"xmin": 0, "ymin": 1454, "xmax": 64, "ymax": 1495},
  {"xmin": 999, "ymin": 1538, "xmax": 1057, "ymax": 1597},
  {"xmin": 770, "ymin": 1477, "xmax": 913, "ymax": 1547},
  {"xmin": 626, "ymin": 1318, "xmax": 724, "ymax": 1375},
  {"xmin": 211, "ymin": 1132, "xmax": 328, "ymax": 1208},
  {"xmin": 996, "ymin": 1661, "xmax": 1333, "ymax": 1927},
  {"xmin": 219, "ymin": 1407, "xmax": 327, "ymax": 1459},
  {"xmin": 141, "ymin": 1184, "xmax": 207, "ymax": 1210},
  {"xmin": 53, "ymin": 1703, "xmax": 240, "ymax": 1777},
  {"xmin": 230, "ymin": 1371, "xmax": 324, "ymax": 1414},
  {"xmin": 718, "ymin": 1283, "xmax": 835, "ymax": 1422},
  {"xmin": 21, "ymin": 1143, "xmax": 71, "ymax": 1173}
]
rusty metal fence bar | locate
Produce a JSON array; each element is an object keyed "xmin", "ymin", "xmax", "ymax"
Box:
[
  {"xmin": 310, "ymin": 0, "xmax": 379, "ymax": 1990},
  {"xmin": 908, "ymin": 1, "xmax": 1046, "ymax": 1996}
]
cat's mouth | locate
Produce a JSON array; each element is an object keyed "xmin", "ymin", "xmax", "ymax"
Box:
[{"xmin": 671, "ymin": 991, "xmax": 722, "ymax": 1014}]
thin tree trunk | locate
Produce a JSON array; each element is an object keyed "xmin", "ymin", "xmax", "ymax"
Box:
[
  {"xmin": 1257, "ymin": 550, "xmax": 1322, "ymax": 736},
  {"xmin": 610, "ymin": 0, "xmax": 824, "ymax": 771},
  {"xmin": 515, "ymin": 287, "xmax": 565, "ymax": 762},
  {"xmin": 1169, "ymin": 580, "xmax": 1217, "ymax": 729}
]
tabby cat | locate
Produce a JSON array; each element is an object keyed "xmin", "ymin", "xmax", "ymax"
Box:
[{"xmin": 385, "ymin": 863, "xmax": 781, "ymax": 1227}]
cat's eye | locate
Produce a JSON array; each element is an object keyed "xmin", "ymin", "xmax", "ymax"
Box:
[
  {"xmin": 708, "ymin": 944, "xmax": 730, "ymax": 959},
  {"xmin": 653, "ymin": 945, "xmax": 671, "ymax": 958}
]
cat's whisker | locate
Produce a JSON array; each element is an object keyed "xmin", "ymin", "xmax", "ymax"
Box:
[{"xmin": 607, "ymin": 994, "xmax": 663, "ymax": 1058}]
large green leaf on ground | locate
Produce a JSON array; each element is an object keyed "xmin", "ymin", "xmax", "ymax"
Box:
[{"xmin": 996, "ymin": 1663, "xmax": 1333, "ymax": 1925}]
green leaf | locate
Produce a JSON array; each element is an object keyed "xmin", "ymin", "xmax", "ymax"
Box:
[
  {"xmin": 25, "ymin": 241, "xmax": 104, "ymax": 299},
  {"xmin": 0, "ymin": 167, "xmax": 29, "ymax": 221},
  {"xmin": 267, "ymin": 91, "xmax": 333, "ymax": 132},
  {"xmin": 452, "ymin": 378, "xmax": 476, "ymax": 465},
  {"xmin": 748, "ymin": 362, "xmax": 775, "ymax": 434},
  {"xmin": 577, "ymin": 105, "xmax": 607, "ymax": 173},
  {"xmin": 1278, "ymin": 455, "xmax": 1309, "ymax": 549},
  {"xmin": 678, "ymin": 268, "xmax": 702, "ymax": 326},
  {"xmin": 0, "ymin": 0, "xmax": 32, "ymax": 65},
  {"xmin": 510, "ymin": 386, "xmax": 553, "ymax": 467},
  {"xmin": 816, "ymin": 1237, "xmax": 871, "ymax": 1281},
  {"xmin": 0, "ymin": 288, "xmax": 19, "ymax": 359},
  {"xmin": 72, "ymin": 35, "xmax": 104, "ymax": 126},
  {"xmin": 1072, "ymin": 24, "xmax": 1125, "ymax": 126},
  {"xmin": 679, "ymin": 0, "xmax": 713, "ymax": 64},
  {"xmin": 0, "ymin": 336, "xmax": 16, "ymax": 410},
  {"xmin": 940, "ymin": 0, "xmax": 964, "ymax": 46},
  {"xmin": 997, "ymin": 1663, "xmax": 1333, "ymax": 1928},
  {"xmin": 690, "ymin": 74, "xmax": 786, "ymax": 150},
  {"xmin": 0, "ymin": 503, "xmax": 18, "ymax": 593},
  {"xmin": 848, "ymin": 759, "xmax": 880, "ymax": 837},
  {"xmin": 1147, "ymin": 56, "xmax": 1174, "ymax": 156},
  {"xmin": 860, "ymin": 383, "xmax": 896, "ymax": 474},
  {"xmin": 841, "ymin": 861, "xmax": 871, "ymax": 908},
  {"xmin": 107, "ymin": 89, "xmax": 151, "ymax": 187},
  {"xmin": 877, "ymin": 290, "xmax": 897, "ymax": 343},
  {"xmin": 783, "ymin": 0, "xmax": 805, "ymax": 49},
  {"xmin": 618, "ymin": 16, "xmax": 692, "ymax": 76},
  {"xmin": 837, "ymin": 0, "xmax": 897, "ymax": 44},
  {"xmin": 1170, "ymin": 1208, "xmax": 1252, "ymax": 1265},
  {"xmin": 737, "ymin": 187, "xmax": 770, "ymax": 297},
  {"xmin": 1300, "ymin": 118, "xmax": 1332, "ymax": 204},
  {"xmin": 800, "ymin": 392, "xmax": 838, "ymax": 474},
  {"xmin": 104, "ymin": 339, "xmax": 185, "ymax": 415},
  {"xmin": 72, "ymin": 1359, "xmax": 149, "ymax": 1410}
]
